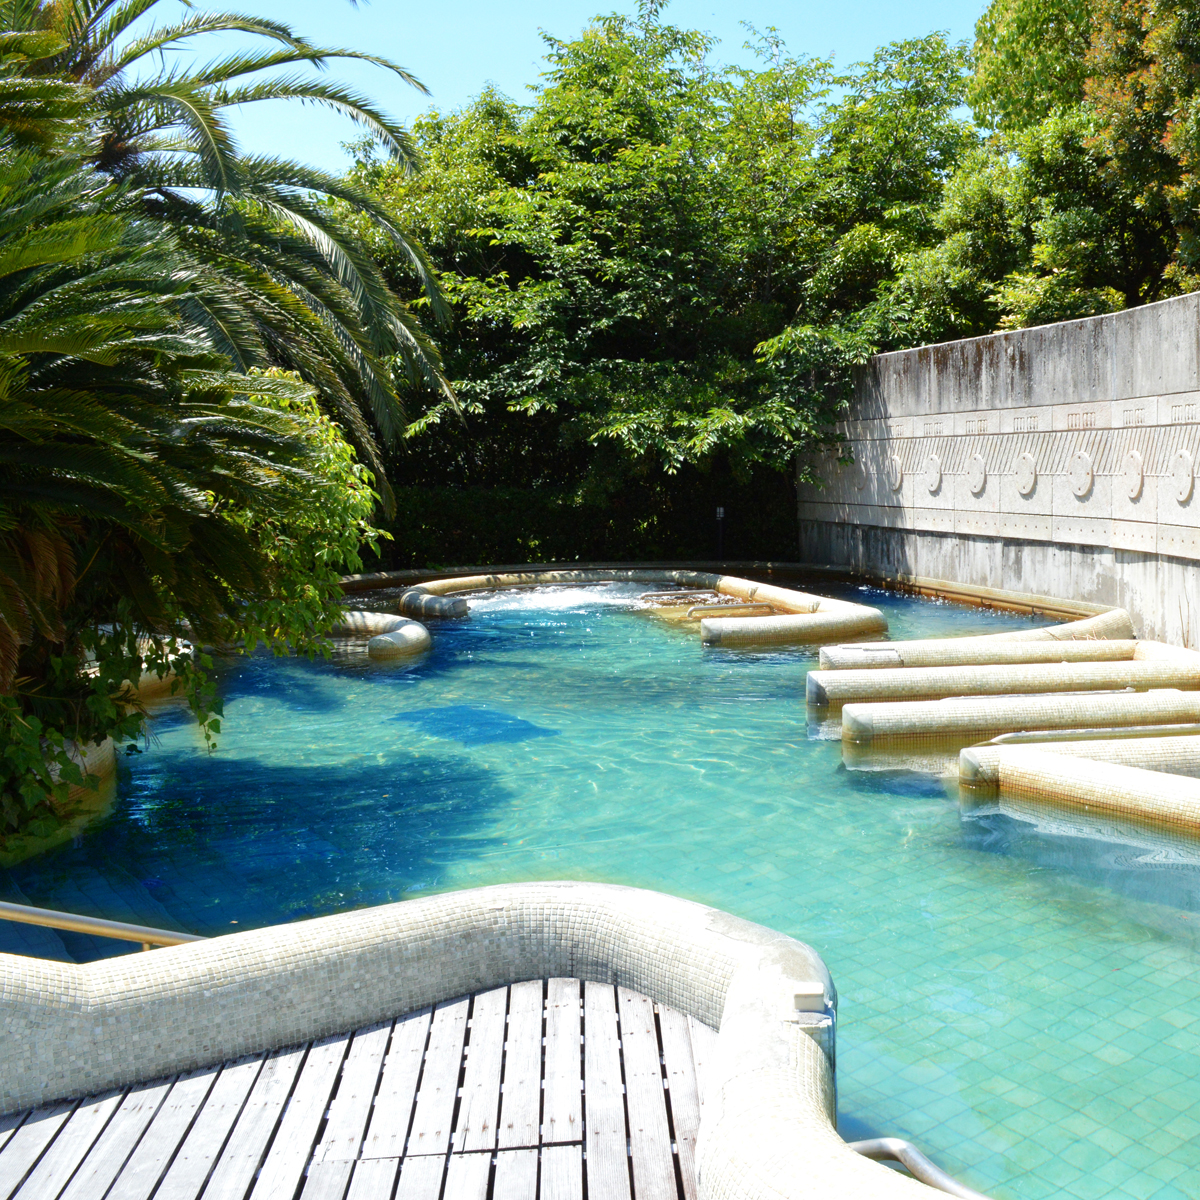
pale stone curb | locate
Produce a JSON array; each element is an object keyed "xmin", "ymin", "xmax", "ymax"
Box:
[
  {"xmin": 0, "ymin": 881, "xmax": 939, "ymax": 1198},
  {"xmin": 380, "ymin": 568, "xmax": 888, "ymax": 648}
]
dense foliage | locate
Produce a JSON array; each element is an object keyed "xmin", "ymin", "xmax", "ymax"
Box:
[
  {"xmin": 344, "ymin": 0, "xmax": 1200, "ymax": 569},
  {"xmin": 900, "ymin": 0, "xmax": 1200, "ymax": 336},
  {"xmin": 0, "ymin": 2, "xmax": 433, "ymax": 845},
  {"xmin": 350, "ymin": 12, "xmax": 973, "ymax": 564}
]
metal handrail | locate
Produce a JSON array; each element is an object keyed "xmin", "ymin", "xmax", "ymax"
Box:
[
  {"xmin": 0, "ymin": 899, "xmax": 206, "ymax": 951},
  {"xmin": 848, "ymin": 1138, "xmax": 993, "ymax": 1199}
]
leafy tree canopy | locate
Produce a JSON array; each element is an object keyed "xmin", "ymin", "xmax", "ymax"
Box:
[
  {"xmin": 349, "ymin": 12, "xmax": 972, "ymax": 501},
  {"xmin": 969, "ymin": 0, "xmax": 1095, "ymax": 131},
  {"xmin": 876, "ymin": 0, "xmax": 1200, "ymax": 345},
  {"xmin": 340, "ymin": 0, "xmax": 1200, "ymax": 574}
]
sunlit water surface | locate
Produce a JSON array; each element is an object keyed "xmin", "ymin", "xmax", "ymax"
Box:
[{"xmin": 5, "ymin": 583, "xmax": 1200, "ymax": 1200}]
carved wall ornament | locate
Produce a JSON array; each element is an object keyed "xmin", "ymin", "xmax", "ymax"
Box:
[
  {"xmin": 887, "ymin": 455, "xmax": 903, "ymax": 492},
  {"xmin": 1123, "ymin": 449, "xmax": 1144, "ymax": 501},
  {"xmin": 923, "ymin": 454, "xmax": 942, "ymax": 494},
  {"xmin": 1173, "ymin": 448, "xmax": 1195, "ymax": 504},
  {"xmin": 1015, "ymin": 452, "xmax": 1037, "ymax": 497},
  {"xmin": 1068, "ymin": 450, "xmax": 1094, "ymax": 498},
  {"xmin": 967, "ymin": 453, "xmax": 987, "ymax": 496}
]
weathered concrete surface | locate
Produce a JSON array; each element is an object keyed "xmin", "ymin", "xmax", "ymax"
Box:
[{"xmin": 798, "ymin": 293, "xmax": 1200, "ymax": 643}]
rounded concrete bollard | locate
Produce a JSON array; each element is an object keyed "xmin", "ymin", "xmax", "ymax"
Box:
[
  {"xmin": 367, "ymin": 618, "xmax": 431, "ymax": 659},
  {"xmin": 330, "ymin": 610, "xmax": 409, "ymax": 638}
]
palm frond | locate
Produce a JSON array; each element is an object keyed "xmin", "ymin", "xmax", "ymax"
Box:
[
  {"xmin": 107, "ymin": 12, "xmax": 312, "ymax": 76},
  {"xmin": 102, "ymin": 78, "xmax": 240, "ymax": 194}
]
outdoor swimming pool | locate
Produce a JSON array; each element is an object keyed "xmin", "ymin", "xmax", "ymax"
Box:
[{"xmin": 2, "ymin": 583, "xmax": 1198, "ymax": 1200}]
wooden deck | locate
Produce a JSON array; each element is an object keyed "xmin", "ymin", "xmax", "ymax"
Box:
[{"xmin": 0, "ymin": 980, "xmax": 717, "ymax": 1200}]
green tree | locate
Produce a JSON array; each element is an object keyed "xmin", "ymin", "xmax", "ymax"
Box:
[
  {"xmin": 892, "ymin": 0, "xmax": 1191, "ymax": 339},
  {"xmin": 0, "ymin": 6, "xmax": 412, "ymax": 847},
  {"xmin": 348, "ymin": 15, "xmax": 975, "ymax": 564},
  {"xmin": 0, "ymin": 141, "xmax": 383, "ymax": 843},
  {"xmin": 0, "ymin": 0, "xmax": 454, "ymax": 491},
  {"xmin": 759, "ymin": 36, "xmax": 976, "ymax": 413},
  {"xmin": 969, "ymin": 0, "xmax": 1095, "ymax": 132},
  {"xmin": 1086, "ymin": 0, "xmax": 1200, "ymax": 291}
]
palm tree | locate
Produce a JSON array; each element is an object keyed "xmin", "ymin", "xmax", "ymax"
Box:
[
  {"xmin": 0, "ymin": 0, "xmax": 454, "ymax": 496},
  {"xmin": 0, "ymin": 3, "xmax": 450, "ymax": 838},
  {"xmin": 0, "ymin": 140, "xmax": 338, "ymax": 690},
  {"xmin": 0, "ymin": 28, "xmax": 88, "ymax": 148}
]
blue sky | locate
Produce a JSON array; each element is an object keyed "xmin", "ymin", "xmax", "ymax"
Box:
[{"xmin": 163, "ymin": 0, "xmax": 985, "ymax": 171}]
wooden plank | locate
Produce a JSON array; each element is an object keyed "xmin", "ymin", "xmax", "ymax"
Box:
[
  {"xmin": 58, "ymin": 1078, "xmax": 173, "ymax": 1200},
  {"xmin": 542, "ymin": 979, "xmax": 582, "ymax": 1146},
  {"xmin": 314, "ymin": 1022, "xmax": 392, "ymax": 1163},
  {"xmin": 0, "ymin": 1102, "xmax": 77, "ymax": 1200},
  {"xmin": 393, "ymin": 1154, "xmax": 446, "ymax": 1200},
  {"xmin": 250, "ymin": 1033, "xmax": 350, "ymax": 1200},
  {"xmin": 497, "ymin": 980, "xmax": 542, "ymax": 1149},
  {"xmin": 360, "ymin": 1008, "xmax": 431, "ymax": 1160},
  {"xmin": 444, "ymin": 1150, "xmax": 492, "ymax": 1200},
  {"xmin": 345, "ymin": 1157, "xmax": 400, "ymax": 1200},
  {"xmin": 199, "ymin": 1046, "xmax": 306, "ymax": 1200},
  {"xmin": 13, "ymin": 1089, "xmax": 123, "ymax": 1200},
  {"xmin": 685, "ymin": 1019, "xmax": 716, "ymax": 1113},
  {"xmin": 454, "ymin": 986, "xmax": 506, "ymax": 1153},
  {"xmin": 541, "ymin": 1144, "xmax": 583, "ymax": 1200},
  {"xmin": 0, "ymin": 1115, "xmax": 26, "ymax": 1158},
  {"xmin": 406, "ymin": 997, "xmax": 468, "ymax": 1157},
  {"xmin": 300, "ymin": 1159, "xmax": 354, "ymax": 1200},
  {"xmin": 492, "ymin": 1147, "xmax": 536, "ymax": 1200},
  {"xmin": 143, "ymin": 1058, "xmax": 260, "ymax": 1200},
  {"xmin": 658, "ymin": 1009, "xmax": 700, "ymax": 1200},
  {"xmin": 616, "ymin": 988, "xmax": 675, "ymax": 1200},
  {"xmin": 581, "ymin": 984, "xmax": 629, "ymax": 1200}
]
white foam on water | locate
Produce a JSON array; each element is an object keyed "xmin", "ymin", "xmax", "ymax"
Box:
[{"xmin": 462, "ymin": 582, "xmax": 654, "ymax": 614}]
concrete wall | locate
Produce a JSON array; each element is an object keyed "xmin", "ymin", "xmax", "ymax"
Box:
[{"xmin": 797, "ymin": 293, "xmax": 1200, "ymax": 644}]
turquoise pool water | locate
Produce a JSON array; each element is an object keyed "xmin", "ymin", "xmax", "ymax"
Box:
[{"xmin": 3, "ymin": 582, "xmax": 1200, "ymax": 1199}]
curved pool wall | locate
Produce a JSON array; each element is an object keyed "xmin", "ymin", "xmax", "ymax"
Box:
[
  {"xmin": 797, "ymin": 291, "xmax": 1200, "ymax": 646},
  {"xmin": 9, "ymin": 583, "xmax": 1200, "ymax": 1198},
  {"xmin": 385, "ymin": 567, "xmax": 889, "ymax": 646},
  {"xmin": 0, "ymin": 881, "xmax": 943, "ymax": 1199},
  {"xmin": 958, "ymin": 733, "xmax": 1200, "ymax": 854}
]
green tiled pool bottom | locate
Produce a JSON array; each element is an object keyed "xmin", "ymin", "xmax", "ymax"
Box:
[{"xmin": 3, "ymin": 583, "xmax": 1200, "ymax": 1199}]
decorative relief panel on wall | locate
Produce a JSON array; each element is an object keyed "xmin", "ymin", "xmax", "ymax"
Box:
[
  {"xmin": 1016, "ymin": 453, "xmax": 1037, "ymax": 496},
  {"xmin": 1173, "ymin": 448, "xmax": 1194, "ymax": 503},
  {"xmin": 1068, "ymin": 450, "xmax": 1094, "ymax": 497},
  {"xmin": 810, "ymin": 293, "xmax": 1200, "ymax": 638},
  {"xmin": 805, "ymin": 390, "xmax": 1200, "ymax": 561},
  {"xmin": 967, "ymin": 454, "xmax": 987, "ymax": 495},
  {"xmin": 1124, "ymin": 450, "xmax": 1144, "ymax": 500},
  {"xmin": 923, "ymin": 454, "xmax": 942, "ymax": 494}
]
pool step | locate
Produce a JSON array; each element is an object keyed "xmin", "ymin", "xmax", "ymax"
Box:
[
  {"xmin": 9, "ymin": 863, "xmax": 193, "ymax": 961},
  {"xmin": 0, "ymin": 872, "xmax": 75, "ymax": 962}
]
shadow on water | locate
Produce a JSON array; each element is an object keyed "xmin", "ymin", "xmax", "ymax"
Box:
[
  {"xmin": 3, "ymin": 748, "xmax": 519, "ymax": 958},
  {"xmin": 390, "ymin": 705, "xmax": 560, "ymax": 746},
  {"xmin": 837, "ymin": 763, "xmax": 948, "ymax": 801},
  {"xmin": 961, "ymin": 810, "xmax": 1200, "ymax": 924}
]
